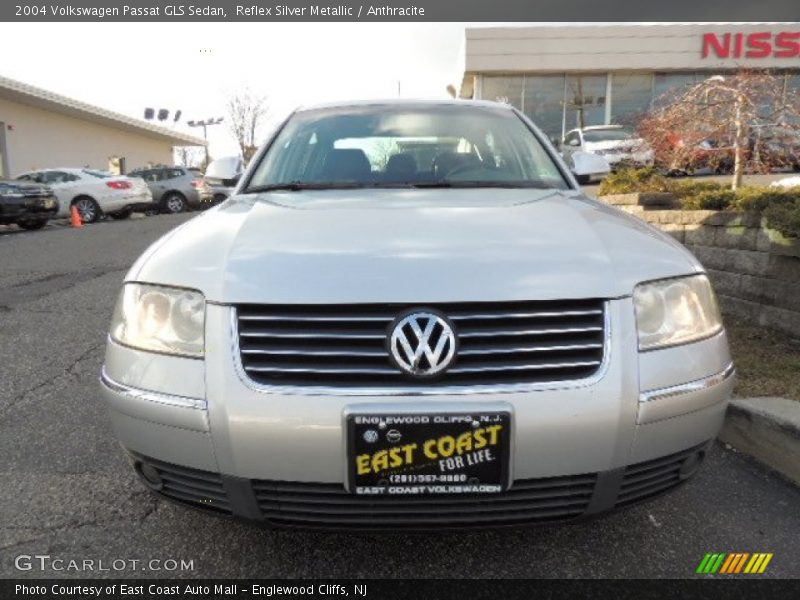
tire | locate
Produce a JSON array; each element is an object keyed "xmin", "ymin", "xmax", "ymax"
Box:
[
  {"xmin": 72, "ymin": 196, "xmax": 101, "ymax": 223},
  {"xmin": 162, "ymin": 192, "xmax": 187, "ymax": 214},
  {"xmin": 110, "ymin": 208, "xmax": 132, "ymax": 220},
  {"xmin": 17, "ymin": 219, "xmax": 48, "ymax": 231}
]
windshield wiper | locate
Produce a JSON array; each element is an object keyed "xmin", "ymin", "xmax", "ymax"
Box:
[
  {"xmin": 245, "ymin": 180, "xmax": 554, "ymax": 193},
  {"xmin": 245, "ymin": 181, "xmax": 419, "ymax": 193},
  {"xmin": 245, "ymin": 182, "xmax": 347, "ymax": 193},
  {"xmin": 410, "ymin": 180, "xmax": 552, "ymax": 189}
]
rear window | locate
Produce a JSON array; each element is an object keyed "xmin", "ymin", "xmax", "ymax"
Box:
[
  {"xmin": 82, "ymin": 169, "xmax": 113, "ymax": 179},
  {"xmin": 582, "ymin": 129, "xmax": 634, "ymax": 143}
]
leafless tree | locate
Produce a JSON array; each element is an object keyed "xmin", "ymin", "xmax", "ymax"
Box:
[
  {"xmin": 227, "ymin": 89, "xmax": 268, "ymax": 164},
  {"xmin": 637, "ymin": 71, "xmax": 800, "ymax": 189},
  {"xmin": 174, "ymin": 146, "xmax": 205, "ymax": 169}
]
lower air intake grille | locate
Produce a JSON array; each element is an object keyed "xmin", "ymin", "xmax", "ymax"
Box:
[
  {"xmin": 616, "ymin": 443, "xmax": 707, "ymax": 507},
  {"xmin": 251, "ymin": 475, "xmax": 597, "ymax": 528},
  {"xmin": 236, "ymin": 299, "xmax": 606, "ymax": 388},
  {"xmin": 137, "ymin": 456, "xmax": 231, "ymax": 515}
]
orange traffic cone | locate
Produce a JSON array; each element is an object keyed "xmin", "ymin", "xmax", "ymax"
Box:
[{"xmin": 70, "ymin": 205, "xmax": 83, "ymax": 228}]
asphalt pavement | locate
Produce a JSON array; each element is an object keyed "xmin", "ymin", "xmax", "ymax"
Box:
[{"xmin": 0, "ymin": 213, "xmax": 798, "ymax": 579}]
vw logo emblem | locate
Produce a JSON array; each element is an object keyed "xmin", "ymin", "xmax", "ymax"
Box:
[
  {"xmin": 388, "ymin": 310, "xmax": 457, "ymax": 377},
  {"xmin": 363, "ymin": 429, "xmax": 379, "ymax": 443}
]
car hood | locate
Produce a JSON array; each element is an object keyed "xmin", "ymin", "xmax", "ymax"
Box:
[{"xmin": 129, "ymin": 189, "xmax": 701, "ymax": 303}]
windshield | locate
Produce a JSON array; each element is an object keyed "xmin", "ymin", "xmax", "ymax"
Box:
[
  {"xmin": 582, "ymin": 128, "xmax": 634, "ymax": 143},
  {"xmin": 245, "ymin": 104, "xmax": 569, "ymax": 191}
]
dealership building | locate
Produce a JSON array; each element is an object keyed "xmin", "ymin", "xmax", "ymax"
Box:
[
  {"xmin": 460, "ymin": 24, "xmax": 800, "ymax": 140},
  {"xmin": 0, "ymin": 75, "xmax": 205, "ymax": 178}
]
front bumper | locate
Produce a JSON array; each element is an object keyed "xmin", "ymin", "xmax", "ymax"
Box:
[{"xmin": 100, "ymin": 300, "xmax": 734, "ymax": 528}]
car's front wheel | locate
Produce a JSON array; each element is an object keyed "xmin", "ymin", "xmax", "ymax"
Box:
[
  {"xmin": 72, "ymin": 196, "xmax": 101, "ymax": 223},
  {"xmin": 162, "ymin": 193, "xmax": 187, "ymax": 214},
  {"xmin": 17, "ymin": 219, "xmax": 48, "ymax": 230}
]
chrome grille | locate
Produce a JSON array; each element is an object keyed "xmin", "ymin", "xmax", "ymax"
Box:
[
  {"xmin": 236, "ymin": 300, "xmax": 606, "ymax": 388},
  {"xmin": 252, "ymin": 474, "xmax": 597, "ymax": 528}
]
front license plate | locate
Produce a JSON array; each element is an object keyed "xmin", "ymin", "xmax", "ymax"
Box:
[{"xmin": 347, "ymin": 412, "xmax": 510, "ymax": 495}]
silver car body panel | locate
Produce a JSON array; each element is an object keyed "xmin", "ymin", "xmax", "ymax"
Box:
[
  {"xmin": 103, "ymin": 299, "xmax": 732, "ymax": 482},
  {"xmin": 101, "ymin": 101, "xmax": 733, "ymax": 522},
  {"xmin": 127, "ymin": 189, "xmax": 701, "ymax": 304}
]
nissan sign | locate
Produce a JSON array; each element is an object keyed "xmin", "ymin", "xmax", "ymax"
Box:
[{"xmin": 702, "ymin": 32, "xmax": 800, "ymax": 59}]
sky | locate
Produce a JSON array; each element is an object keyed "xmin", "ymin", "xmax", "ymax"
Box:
[{"xmin": 0, "ymin": 23, "xmax": 469, "ymax": 158}]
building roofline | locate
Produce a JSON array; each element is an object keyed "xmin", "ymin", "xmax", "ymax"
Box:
[{"xmin": 0, "ymin": 74, "xmax": 207, "ymax": 147}]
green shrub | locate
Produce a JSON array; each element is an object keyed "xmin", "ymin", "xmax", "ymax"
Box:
[
  {"xmin": 731, "ymin": 187, "xmax": 799, "ymax": 212},
  {"xmin": 597, "ymin": 167, "xmax": 671, "ymax": 196},
  {"xmin": 680, "ymin": 189, "xmax": 736, "ymax": 210},
  {"xmin": 670, "ymin": 179, "xmax": 727, "ymax": 199},
  {"xmin": 595, "ymin": 168, "xmax": 800, "ymax": 237},
  {"xmin": 763, "ymin": 199, "xmax": 800, "ymax": 238}
]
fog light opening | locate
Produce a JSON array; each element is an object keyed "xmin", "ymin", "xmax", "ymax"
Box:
[
  {"xmin": 678, "ymin": 450, "xmax": 706, "ymax": 480},
  {"xmin": 135, "ymin": 461, "xmax": 164, "ymax": 491}
]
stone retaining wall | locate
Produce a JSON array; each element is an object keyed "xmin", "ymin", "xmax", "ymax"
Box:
[{"xmin": 612, "ymin": 203, "xmax": 800, "ymax": 338}]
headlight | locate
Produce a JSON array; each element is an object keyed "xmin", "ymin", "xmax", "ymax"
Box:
[
  {"xmin": 110, "ymin": 283, "xmax": 205, "ymax": 357},
  {"xmin": 633, "ymin": 274, "xmax": 722, "ymax": 350}
]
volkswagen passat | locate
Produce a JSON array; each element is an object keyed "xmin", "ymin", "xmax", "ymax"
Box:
[{"xmin": 100, "ymin": 100, "xmax": 734, "ymax": 528}]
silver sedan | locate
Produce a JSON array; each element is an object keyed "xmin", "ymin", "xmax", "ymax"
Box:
[{"xmin": 101, "ymin": 100, "xmax": 733, "ymax": 528}]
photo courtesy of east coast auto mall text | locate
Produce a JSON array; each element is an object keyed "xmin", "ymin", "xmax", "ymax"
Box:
[{"xmin": 0, "ymin": 1, "xmax": 798, "ymax": 599}]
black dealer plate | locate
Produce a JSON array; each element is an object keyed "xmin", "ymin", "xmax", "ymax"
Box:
[{"xmin": 347, "ymin": 412, "xmax": 510, "ymax": 495}]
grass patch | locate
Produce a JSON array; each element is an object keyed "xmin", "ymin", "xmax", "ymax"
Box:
[{"xmin": 725, "ymin": 317, "xmax": 800, "ymax": 401}]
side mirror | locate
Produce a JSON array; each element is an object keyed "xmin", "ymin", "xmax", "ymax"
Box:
[
  {"xmin": 570, "ymin": 151, "xmax": 610, "ymax": 179},
  {"xmin": 568, "ymin": 138, "xmax": 581, "ymax": 147}
]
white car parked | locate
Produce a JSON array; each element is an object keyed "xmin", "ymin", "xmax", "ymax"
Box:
[
  {"xmin": 16, "ymin": 168, "xmax": 153, "ymax": 223},
  {"xmin": 561, "ymin": 126, "xmax": 654, "ymax": 178}
]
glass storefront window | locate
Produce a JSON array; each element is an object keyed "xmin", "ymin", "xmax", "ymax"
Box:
[
  {"xmin": 611, "ymin": 73, "xmax": 653, "ymax": 126},
  {"xmin": 653, "ymin": 73, "xmax": 699, "ymax": 106},
  {"xmin": 481, "ymin": 76, "xmax": 524, "ymax": 110},
  {"xmin": 565, "ymin": 75, "xmax": 607, "ymax": 130},
  {"xmin": 522, "ymin": 74, "xmax": 565, "ymax": 141}
]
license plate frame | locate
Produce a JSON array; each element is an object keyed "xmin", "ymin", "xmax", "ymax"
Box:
[{"xmin": 346, "ymin": 412, "xmax": 511, "ymax": 496}]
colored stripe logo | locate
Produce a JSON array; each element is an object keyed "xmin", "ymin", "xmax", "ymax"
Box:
[{"xmin": 696, "ymin": 553, "xmax": 773, "ymax": 574}]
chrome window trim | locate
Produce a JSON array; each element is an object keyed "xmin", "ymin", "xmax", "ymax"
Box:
[
  {"xmin": 100, "ymin": 367, "xmax": 207, "ymax": 410},
  {"xmin": 228, "ymin": 301, "xmax": 612, "ymax": 397},
  {"xmin": 639, "ymin": 362, "xmax": 735, "ymax": 404}
]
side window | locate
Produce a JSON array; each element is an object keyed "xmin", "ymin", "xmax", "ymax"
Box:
[
  {"xmin": 46, "ymin": 171, "xmax": 69, "ymax": 184},
  {"xmin": 167, "ymin": 169, "xmax": 184, "ymax": 180}
]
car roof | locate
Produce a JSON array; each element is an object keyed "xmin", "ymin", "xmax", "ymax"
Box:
[
  {"xmin": 295, "ymin": 98, "xmax": 514, "ymax": 113},
  {"xmin": 581, "ymin": 125, "xmax": 626, "ymax": 131},
  {"xmin": 21, "ymin": 167, "xmax": 83, "ymax": 173}
]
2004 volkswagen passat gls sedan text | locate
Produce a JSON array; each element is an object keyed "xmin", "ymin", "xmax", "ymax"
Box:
[{"xmin": 100, "ymin": 100, "xmax": 734, "ymax": 529}]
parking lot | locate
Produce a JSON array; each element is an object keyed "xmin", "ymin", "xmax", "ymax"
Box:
[{"xmin": 1, "ymin": 212, "xmax": 799, "ymax": 579}]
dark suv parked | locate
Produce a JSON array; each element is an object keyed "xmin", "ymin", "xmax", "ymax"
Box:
[
  {"xmin": 0, "ymin": 179, "xmax": 58, "ymax": 230},
  {"xmin": 128, "ymin": 166, "xmax": 213, "ymax": 214}
]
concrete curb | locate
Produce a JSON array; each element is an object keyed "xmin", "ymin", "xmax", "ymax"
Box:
[{"xmin": 720, "ymin": 397, "xmax": 800, "ymax": 485}]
